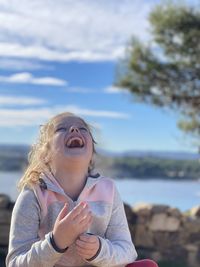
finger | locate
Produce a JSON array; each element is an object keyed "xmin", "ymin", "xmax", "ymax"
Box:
[
  {"xmin": 77, "ymin": 251, "xmax": 92, "ymax": 259},
  {"xmin": 84, "ymin": 212, "xmax": 93, "ymax": 226},
  {"xmin": 57, "ymin": 203, "xmax": 68, "ymax": 221},
  {"xmin": 69, "ymin": 202, "xmax": 88, "ymax": 219},
  {"xmin": 79, "ymin": 233, "xmax": 97, "ymax": 243},
  {"xmin": 76, "ymin": 246, "xmax": 93, "ymax": 259},
  {"xmin": 79, "ymin": 212, "xmax": 93, "ymax": 230},
  {"xmin": 74, "ymin": 207, "xmax": 91, "ymax": 223},
  {"xmin": 74, "ymin": 211, "xmax": 92, "ymax": 233},
  {"xmin": 76, "ymin": 239, "xmax": 96, "ymax": 250}
]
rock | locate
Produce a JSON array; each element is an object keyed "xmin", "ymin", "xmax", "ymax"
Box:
[
  {"xmin": 177, "ymin": 228, "xmax": 190, "ymax": 244},
  {"xmin": 167, "ymin": 207, "xmax": 182, "ymax": 218},
  {"xmin": 124, "ymin": 203, "xmax": 137, "ymax": 224},
  {"xmin": 129, "ymin": 224, "xmax": 137, "ymax": 239},
  {"xmin": 7, "ymin": 201, "xmax": 15, "ymax": 211},
  {"xmin": 0, "ymin": 194, "xmax": 10, "ymax": 209},
  {"xmin": 151, "ymin": 205, "xmax": 170, "ymax": 214},
  {"xmin": 134, "ymin": 225, "xmax": 154, "ymax": 248},
  {"xmin": 190, "ymin": 206, "xmax": 200, "ymax": 217},
  {"xmin": 184, "ymin": 244, "xmax": 199, "ymax": 267},
  {"xmin": 182, "ymin": 217, "xmax": 200, "ymax": 234},
  {"xmin": 149, "ymin": 213, "xmax": 180, "ymax": 232},
  {"xmin": 184, "ymin": 244, "xmax": 199, "ymax": 252},
  {"xmin": 189, "ymin": 232, "xmax": 200, "ymax": 243},
  {"xmin": 0, "ymin": 210, "xmax": 12, "ymax": 224},
  {"xmin": 132, "ymin": 203, "xmax": 152, "ymax": 224},
  {"xmin": 132, "ymin": 203, "xmax": 152, "ymax": 216},
  {"xmin": 136, "ymin": 215, "xmax": 150, "ymax": 224},
  {"xmin": 0, "ymin": 196, "xmax": 199, "ymax": 267},
  {"xmin": 0, "ymin": 224, "xmax": 10, "ymax": 246},
  {"xmin": 161, "ymin": 245, "xmax": 188, "ymax": 263},
  {"xmin": 0, "ymin": 246, "xmax": 7, "ymax": 267},
  {"xmin": 154, "ymin": 231, "xmax": 181, "ymax": 250}
]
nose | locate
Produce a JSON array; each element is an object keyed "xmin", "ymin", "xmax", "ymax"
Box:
[{"xmin": 69, "ymin": 126, "xmax": 80, "ymax": 133}]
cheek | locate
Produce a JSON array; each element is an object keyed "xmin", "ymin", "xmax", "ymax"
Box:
[
  {"xmin": 50, "ymin": 136, "xmax": 63, "ymax": 154},
  {"xmin": 88, "ymin": 139, "xmax": 94, "ymax": 155}
]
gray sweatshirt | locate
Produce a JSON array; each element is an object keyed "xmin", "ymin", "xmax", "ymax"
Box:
[{"xmin": 6, "ymin": 173, "xmax": 137, "ymax": 267}]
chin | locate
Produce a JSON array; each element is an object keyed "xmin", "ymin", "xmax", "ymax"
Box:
[{"xmin": 64, "ymin": 148, "xmax": 91, "ymax": 160}]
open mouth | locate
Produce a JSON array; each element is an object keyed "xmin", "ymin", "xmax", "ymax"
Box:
[{"xmin": 66, "ymin": 136, "xmax": 84, "ymax": 148}]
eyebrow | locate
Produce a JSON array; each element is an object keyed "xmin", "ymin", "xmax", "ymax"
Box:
[
  {"xmin": 55, "ymin": 123, "xmax": 66, "ymax": 128},
  {"xmin": 55, "ymin": 122, "xmax": 88, "ymax": 129},
  {"xmin": 53, "ymin": 124, "xmax": 65, "ymax": 130}
]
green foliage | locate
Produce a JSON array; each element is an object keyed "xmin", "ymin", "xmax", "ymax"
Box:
[
  {"xmin": 0, "ymin": 155, "xmax": 27, "ymax": 171},
  {"xmin": 116, "ymin": 1, "xmax": 200, "ymax": 148},
  {"xmin": 150, "ymin": 3, "xmax": 200, "ymax": 60},
  {"xmin": 111, "ymin": 156, "xmax": 200, "ymax": 179},
  {"xmin": 1, "ymin": 145, "xmax": 200, "ymax": 180},
  {"xmin": 0, "ymin": 145, "xmax": 29, "ymax": 171}
]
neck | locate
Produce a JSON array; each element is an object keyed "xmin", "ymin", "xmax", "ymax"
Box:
[{"xmin": 51, "ymin": 162, "xmax": 89, "ymax": 200}]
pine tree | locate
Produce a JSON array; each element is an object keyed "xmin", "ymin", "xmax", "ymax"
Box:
[{"xmin": 116, "ymin": 2, "xmax": 200, "ymax": 149}]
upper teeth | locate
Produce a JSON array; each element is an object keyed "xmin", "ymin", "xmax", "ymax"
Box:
[{"xmin": 66, "ymin": 137, "xmax": 83, "ymax": 147}]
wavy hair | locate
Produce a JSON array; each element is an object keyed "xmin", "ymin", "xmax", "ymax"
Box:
[{"xmin": 18, "ymin": 112, "xmax": 96, "ymax": 191}]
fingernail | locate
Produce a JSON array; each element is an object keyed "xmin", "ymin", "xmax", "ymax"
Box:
[{"xmin": 82, "ymin": 201, "xmax": 87, "ymax": 207}]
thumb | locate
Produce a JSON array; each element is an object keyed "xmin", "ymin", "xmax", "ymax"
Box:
[{"xmin": 57, "ymin": 203, "xmax": 68, "ymax": 221}]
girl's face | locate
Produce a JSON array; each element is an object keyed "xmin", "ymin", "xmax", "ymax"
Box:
[{"xmin": 48, "ymin": 116, "xmax": 93, "ymax": 169}]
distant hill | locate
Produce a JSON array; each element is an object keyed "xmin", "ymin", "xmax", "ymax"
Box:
[
  {"xmin": 0, "ymin": 144, "xmax": 29, "ymax": 171},
  {"xmin": 0, "ymin": 144, "xmax": 199, "ymax": 160},
  {"xmin": 1, "ymin": 144, "xmax": 200, "ymax": 179},
  {"xmin": 0, "ymin": 144, "xmax": 30, "ymax": 156},
  {"xmin": 97, "ymin": 148, "xmax": 200, "ymax": 160},
  {"xmin": 120, "ymin": 150, "xmax": 200, "ymax": 160}
]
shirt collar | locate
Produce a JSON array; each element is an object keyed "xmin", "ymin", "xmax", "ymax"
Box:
[{"xmin": 38, "ymin": 171, "xmax": 101, "ymax": 197}]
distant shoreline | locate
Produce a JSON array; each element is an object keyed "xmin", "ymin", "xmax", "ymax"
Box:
[
  {"xmin": 1, "ymin": 169, "xmax": 199, "ymax": 181},
  {"xmin": 1, "ymin": 144, "xmax": 200, "ymax": 180}
]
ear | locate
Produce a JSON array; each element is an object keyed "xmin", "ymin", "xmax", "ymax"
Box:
[
  {"xmin": 88, "ymin": 157, "xmax": 95, "ymax": 174},
  {"xmin": 43, "ymin": 142, "xmax": 51, "ymax": 164},
  {"xmin": 44, "ymin": 156, "xmax": 49, "ymax": 164}
]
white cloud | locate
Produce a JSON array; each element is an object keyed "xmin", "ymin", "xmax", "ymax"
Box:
[
  {"xmin": 0, "ymin": 58, "xmax": 49, "ymax": 70},
  {"xmin": 59, "ymin": 85, "xmax": 130, "ymax": 95},
  {"xmin": 66, "ymin": 87, "xmax": 95, "ymax": 93},
  {"xmin": 0, "ymin": 0, "xmax": 153, "ymax": 62},
  {"xmin": 0, "ymin": 108, "xmax": 50, "ymax": 127},
  {"xmin": 0, "ymin": 95, "xmax": 46, "ymax": 106},
  {"xmin": 0, "ymin": 42, "xmax": 126, "ymax": 62},
  {"xmin": 104, "ymin": 86, "xmax": 129, "ymax": 94},
  {"xmin": 0, "ymin": 72, "xmax": 67, "ymax": 86},
  {"xmin": 65, "ymin": 105, "xmax": 130, "ymax": 119},
  {"xmin": 0, "ymin": 105, "xmax": 130, "ymax": 127},
  {"xmin": 64, "ymin": 86, "xmax": 129, "ymax": 94}
]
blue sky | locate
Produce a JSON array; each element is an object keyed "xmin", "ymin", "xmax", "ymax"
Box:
[{"xmin": 0, "ymin": 0, "xmax": 198, "ymax": 152}]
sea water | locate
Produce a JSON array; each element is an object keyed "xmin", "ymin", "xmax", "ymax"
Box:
[{"xmin": 0, "ymin": 171, "xmax": 199, "ymax": 211}]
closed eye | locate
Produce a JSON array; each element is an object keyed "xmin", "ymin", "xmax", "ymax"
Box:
[
  {"xmin": 55, "ymin": 127, "xmax": 67, "ymax": 133},
  {"xmin": 79, "ymin": 127, "xmax": 88, "ymax": 132}
]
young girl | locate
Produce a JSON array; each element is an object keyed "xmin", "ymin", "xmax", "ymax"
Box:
[{"xmin": 6, "ymin": 112, "xmax": 138, "ymax": 267}]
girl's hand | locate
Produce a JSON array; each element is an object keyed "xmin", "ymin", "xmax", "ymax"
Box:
[
  {"xmin": 75, "ymin": 233, "xmax": 100, "ymax": 260},
  {"xmin": 53, "ymin": 202, "xmax": 92, "ymax": 249}
]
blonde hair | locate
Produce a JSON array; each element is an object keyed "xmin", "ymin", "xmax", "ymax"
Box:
[{"xmin": 18, "ymin": 112, "xmax": 96, "ymax": 191}]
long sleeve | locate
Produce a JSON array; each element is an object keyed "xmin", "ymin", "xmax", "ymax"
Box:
[
  {"xmin": 87, "ymin": 184, "xmax": 138, "ymax": 267},
  {"xmin": 6, "ymin": 188, "xmax": 62, "ymax": 267}
]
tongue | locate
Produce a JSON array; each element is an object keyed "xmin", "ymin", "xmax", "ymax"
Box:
[{"xmin": 69, "ymin": 140, "xmax": 81, "ymax": 148}]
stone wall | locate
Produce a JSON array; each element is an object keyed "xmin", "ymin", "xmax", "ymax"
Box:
[
  {"xmin": 0, "ymin": 194, "xmax": 14, "ymax": 267},
  {"xmin": 124, "ymin": 203, "xmax": 200, "ymax": 267},
  {"xmin": 0, "ymin": 194, "xmax": 200, "ymax": 267}
]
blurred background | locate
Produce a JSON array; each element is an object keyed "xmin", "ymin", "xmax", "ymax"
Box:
[{"xmin": 0, "ymin": 1, "xmax": 200, "ymax": 266}]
